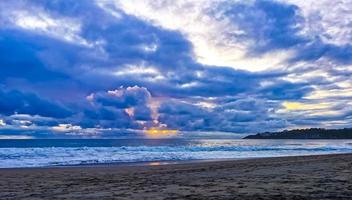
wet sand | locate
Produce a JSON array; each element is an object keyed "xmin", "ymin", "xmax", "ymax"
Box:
[{"xmin": 1, "ymin": 154, "xmax": 352, "ymax": 199}]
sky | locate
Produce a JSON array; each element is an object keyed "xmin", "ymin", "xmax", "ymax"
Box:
[{"xmin": 0, "ymin": 0, "xmax": 352, "ymax": 138}]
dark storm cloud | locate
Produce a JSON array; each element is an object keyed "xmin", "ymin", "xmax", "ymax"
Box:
[
  {"xmin": 157, "ymin": 98, "xmax": 284, "ymax": 133},
  {"xmin": 0, "ymin": 0, "xmax": 195, "ymax": 94},
  {"xmin": 0, "ymin": 0, "xmax": 350, "ymax": 137},
  {"xmin": 91, "ymin": 87, "xmax": 151, "ymax": 108},
  {"xmin": 0, "ymin": 30, "xmax": 69, "ymax": 82},
  {"xmin": 214, "ymin": 0, "xmax": 305, "ymax": 53},
  {"xmin": 213, "ymin": 0, "xmax": 352, "ymax": 64},
  {"xmin": 0, "ymin": 0, "xmax": 310, "ymax": 102},
  {"xmin": 257, "ymin": 81, "xmax": 313, "ymax": 100},
  {"xmin": 75, "ymin": 86, "xmax": 153, "ymax": 129},
  {"xmin": 290, "ymin": 40, "xmax": 352, "ymax": 65},
  {"xmin": 0, "ymin": 0, "xmax": 304, "ymax": 92},
  {"xmin": 158, "ymin": 100, "xmax": 210, "ymax": 130},
  {"xmin": 0, "ymin": 89, "xmax": 72, "ymax": 118}
]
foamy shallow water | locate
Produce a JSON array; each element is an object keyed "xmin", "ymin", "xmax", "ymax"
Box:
[{"xmin": 1, "ymin": 139, "xmax": 352, "ymax": 168}]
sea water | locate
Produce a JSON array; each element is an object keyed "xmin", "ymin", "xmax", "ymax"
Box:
[{"xmin": 0, "ymin": 139, "xmax": 352, "ymax": 168}]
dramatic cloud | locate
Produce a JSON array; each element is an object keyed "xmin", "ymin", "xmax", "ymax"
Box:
[
  {"xmin": 0, "ymin": 89, "xmax": 72, "ymax": 118},
  {"xmin": 0, "ymin": 0, "xmax": 351, "ymax": 138},
  {"xmin": 82, "ymin": 86, "xmax": 155, "ymax": 129}
]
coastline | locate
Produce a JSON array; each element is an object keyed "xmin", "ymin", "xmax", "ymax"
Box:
[
  {"xmin": 1, "ymin": 138, "xmax": 352, "ymax": 169},
  {"xmin": 1, "ymin": 153, "xmax": 352, "ymax": 199},
  {"xmin": 1, "ymin": 152, "xmax": 351, "ymax": 170}
]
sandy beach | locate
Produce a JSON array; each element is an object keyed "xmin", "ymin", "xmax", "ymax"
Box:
[{"xmin": 1, "ymin": 154, "xmax": 351, "ymax": 199}]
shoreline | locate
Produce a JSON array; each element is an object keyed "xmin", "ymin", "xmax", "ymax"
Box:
[
  {"xmin": 1, "ymin": 152, "xmax": 352, "ymax": 170},
  {"xmin": 1, "ymin": 153, "xmax": 352, "ymax": 199}
]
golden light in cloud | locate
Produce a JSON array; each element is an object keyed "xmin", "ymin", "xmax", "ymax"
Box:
[
  {"xmin": 145, "ymin": 128, "xmax": 178, "ymax": 138},
  {"xmin": 281, "ymin": 101, "xmax": 343, "ymax": 117},
  {"xmin": 283, "ymin": 101, "xmax": 331, "ymax": 110}
]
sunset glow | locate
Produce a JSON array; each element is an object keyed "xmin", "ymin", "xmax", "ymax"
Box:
[
  {"xmin": 145, "ymin": 128, "xmax": 178, "ymax": 137},
  {"xmin": 283, "ymin": 101, "xmax": 331, "ymax": 111}
]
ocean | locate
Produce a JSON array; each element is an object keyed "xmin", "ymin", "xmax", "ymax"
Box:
[{"xmin": 1, "ymin": 139, "xmax": 352, "ymax": 168}]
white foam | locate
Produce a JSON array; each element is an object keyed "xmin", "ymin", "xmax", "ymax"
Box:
[{"xmin": 1, "ymin": 141, "xmax": 352, "ymax": 168}]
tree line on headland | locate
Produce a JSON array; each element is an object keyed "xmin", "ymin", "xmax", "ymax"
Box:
[{"xmin": 243, "ymin": 128, "xmax": 352, "ymax": 139}]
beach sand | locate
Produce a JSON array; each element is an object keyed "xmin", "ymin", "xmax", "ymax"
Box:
[{"xmin": 1, "ymin": 154, "xmax": 352, "ymax": 199}]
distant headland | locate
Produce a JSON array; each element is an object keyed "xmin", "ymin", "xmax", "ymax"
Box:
[{"xmin": 243, "ymin": 128, "xmax": 352, "ymax": 139}]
